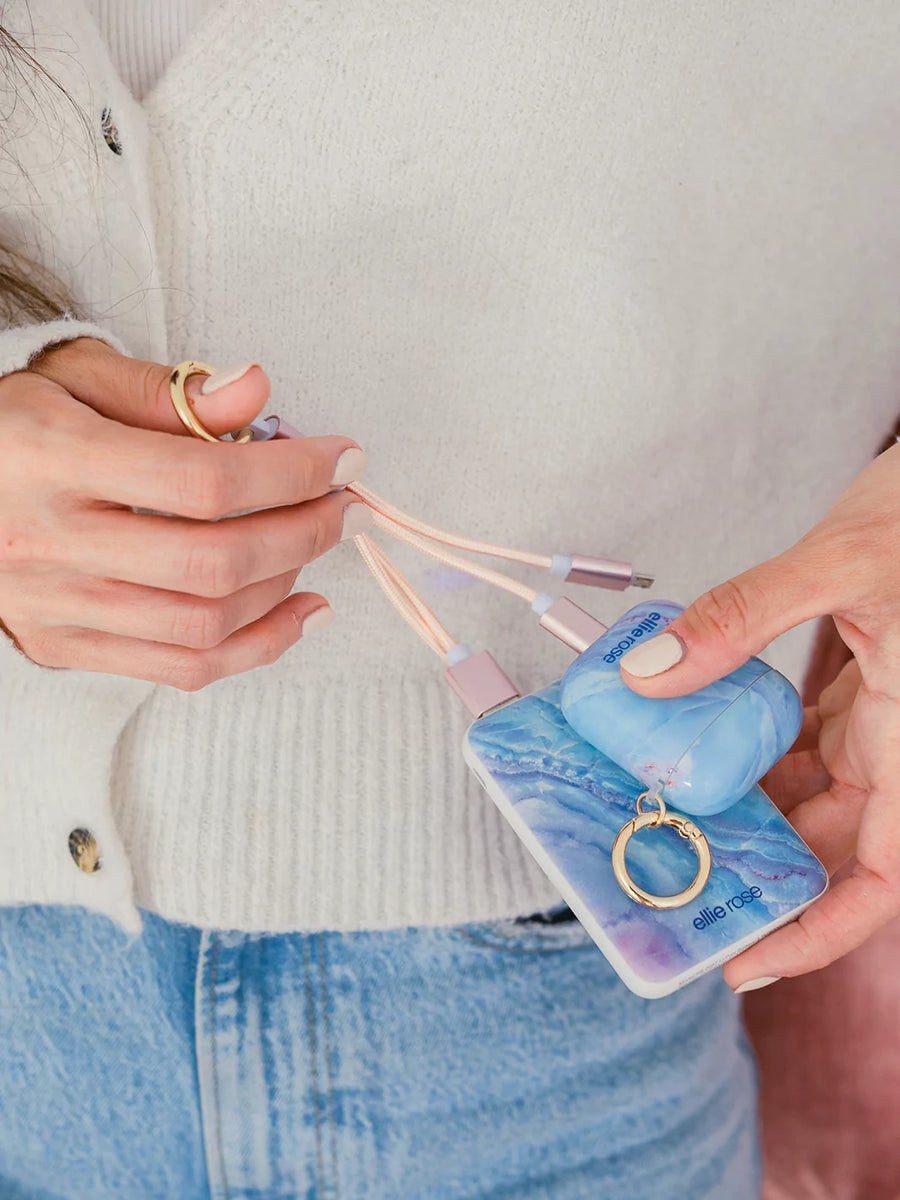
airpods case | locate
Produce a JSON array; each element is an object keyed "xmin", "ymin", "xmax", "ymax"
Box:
[{"xmin": 559, "ymin": 600, "xmax": 803, "ymax": 815}]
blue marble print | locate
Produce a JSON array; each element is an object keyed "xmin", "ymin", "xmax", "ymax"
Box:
[
  {"xmin": 559, "ymin": 601, "xmax": 804, "ymax": 815},
  {"xmin": 467, "ymin": 682, "xmax": 827, "ymax": 989}
]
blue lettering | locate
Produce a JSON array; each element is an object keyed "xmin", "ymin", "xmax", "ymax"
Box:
[
  {"xmin": 695, "ymin": 888, "xmax": 766, "ymax": 930},
  {"xmin": 600, "ymin": 613, "xmax": 670, "ymax": 666}
]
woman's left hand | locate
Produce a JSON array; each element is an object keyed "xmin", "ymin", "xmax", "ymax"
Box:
[{"xmin": 617, "ymin": 443, "xmax": 900, "ymax": 991}]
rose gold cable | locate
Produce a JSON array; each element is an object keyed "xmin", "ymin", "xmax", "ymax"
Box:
[
  {"xmin": 354, "ymin": 534, "xmax": 444, "ymax": 655},
  {"xmin": 347, "ymin": 482, "xmax": 552, "ymax": 571},
  {"xmin": 369, "ymin": 511, "xmax": 540, "ymax": 605},
  {"xmin": 370, "ymin": 544, "xmax": 457, "ymax": 656},
  {"xmin": 354, "ymin": 533, "xmax": 454, "ymax": 657},
  {"xmin": 362, "ymin": 536, "xmax": 456, "ymax": 655},
  {"xmin": 354, "ymin": 534, "xmax": 441, "ymax": 654}
]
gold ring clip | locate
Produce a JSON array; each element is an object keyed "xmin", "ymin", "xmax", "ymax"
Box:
[{"xmin": 611, "ymin": 791, "xmax": 712, "ymax": 910}]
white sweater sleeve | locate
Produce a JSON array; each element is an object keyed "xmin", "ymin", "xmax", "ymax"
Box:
[
  {"xmin": 0, "ymin": 317, "xmax": 150, "ymax": 931},
  {"xmin": 0, "ymin": 317, "xmax": 126, "ymax": 377}
]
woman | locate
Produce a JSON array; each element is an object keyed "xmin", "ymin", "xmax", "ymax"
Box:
[{"xmin": 0, "ymin": 2, "xmax": 898, "ymax": 1196}]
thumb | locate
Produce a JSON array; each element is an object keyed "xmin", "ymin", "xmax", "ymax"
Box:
[
  {"xmin": 31, "ymin": 337, "xmax": 270, "ymax": 437},
  {"xmin": 619, "ymin": 550, "xmax": 828, "ymax": 698}
]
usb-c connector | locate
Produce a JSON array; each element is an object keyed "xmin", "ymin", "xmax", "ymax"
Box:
[{"xmin": 532, "ymin": 595, "xmax": 608, "ymax": 654}]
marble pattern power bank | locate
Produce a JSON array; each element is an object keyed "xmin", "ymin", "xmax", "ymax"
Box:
[{"xmin": 464, "ymin": 682, "xmax": 827, "ymax": 997}]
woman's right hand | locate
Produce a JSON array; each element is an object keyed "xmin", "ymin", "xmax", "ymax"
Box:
[{"xmin": 0, "ymin": 337, "xmax": 371, "ymax": 689}]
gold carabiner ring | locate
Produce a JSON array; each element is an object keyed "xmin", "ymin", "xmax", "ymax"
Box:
[
  {"xmin": 611, "ymin": 792, "xmax": 712, "ymax": 909},
  {"xmin": 168, "ymin": 361, "xmax": 254, "ymax": 443}
]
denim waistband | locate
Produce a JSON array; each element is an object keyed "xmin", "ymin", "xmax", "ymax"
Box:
[{"xmin": 0, "ymin": 904, "xmax": 760, "ymax": 1199}]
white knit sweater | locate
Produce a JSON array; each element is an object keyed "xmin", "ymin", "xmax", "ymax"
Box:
[
  {"xmin": 84, "ymin": 0, "xmax": 205, "ymax": 100},
  {"xmin": 1, "ymin": 0, "xmax": 899, "ymax": 934}
]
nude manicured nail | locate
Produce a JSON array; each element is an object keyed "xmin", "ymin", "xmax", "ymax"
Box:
[
  {"xmin": 620, "ymin": 632, "xmax": 684, "ymax": 677},
  {"xmin": 200, "ymin": 362, "xmax": 258, "ymax": 394},
  {"xmin": 330, "ymin": 447, "xmax": 368, "ymax": 488},
  {"xmin": 300, "ymin": 606, "xmax": 335, "ymax": 637},
  {"xmin": 340, "ymin": 503, "xmax": 373, "ymax": 541},
  {"xmin": 733, "ymin": 976, "xmax": 781, "ymax": 994}
]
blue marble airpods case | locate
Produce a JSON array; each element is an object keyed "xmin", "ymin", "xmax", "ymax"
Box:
[{"xmin": 559, "ymin": 600, "xmax": 803, "ymax": 815}]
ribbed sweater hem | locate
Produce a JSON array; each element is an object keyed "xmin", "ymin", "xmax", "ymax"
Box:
[{"xmin": 111, "ymin": 667, "xmax": 562, "ymax": 932}]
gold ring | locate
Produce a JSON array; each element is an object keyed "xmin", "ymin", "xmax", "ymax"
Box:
[
  {"xmin": 611, "ymin": 795, "xmax": 712, "ymax": 909},
  {"xmin": 169, "ymin": 361, "xmax": 254, "ymax": 444}
]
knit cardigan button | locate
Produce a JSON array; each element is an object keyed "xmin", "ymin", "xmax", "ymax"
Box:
[
  {"xmin": 100, "ymin": 107, "xmax": 123, "ymax": 155},
  {"xmin": 68, "ymin": 828, "xmax": 101, "ymax": 873}
]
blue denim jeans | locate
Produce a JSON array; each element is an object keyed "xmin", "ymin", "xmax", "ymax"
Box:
[{"xmin": 0, "ymin": 904, "xmax": 759, "ymax": 1199}]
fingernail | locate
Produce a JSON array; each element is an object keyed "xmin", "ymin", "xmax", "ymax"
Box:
[
  {"xmin": 200, "ymin": 362, "xmax": 258, "ymax": 394},
  {"xmin": 620, "ymin": 632, "xmax": 684, "ymax": 677},
  {"xmin": 330, "ymin": 447, "xmax": 368, "ymax": 488},
  {"xmin": 300, "ymin": 606, "xmax": 335, "ymax": 637},
  {"xmin": 733, "ymin": 976, "xmax": 781, "ymax": 993},
  {"xmin": 339, "ymin": 502, "xmax": 373, "ymax": 541}
]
